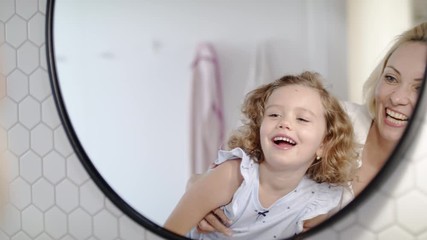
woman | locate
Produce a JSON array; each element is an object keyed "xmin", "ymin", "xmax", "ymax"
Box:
[{"xmin": 193, "ymin": 22, "xmax": 427, "ymax": 235}]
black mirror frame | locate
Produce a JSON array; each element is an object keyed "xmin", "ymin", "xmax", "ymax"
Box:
[{"xmin": 45, "ymin": 0, "xmax": 427, "ymax": 239}]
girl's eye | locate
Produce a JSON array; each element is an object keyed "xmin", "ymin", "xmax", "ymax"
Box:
[
  {"xmin": 268, "ymin": 114, "xmax": 280, "ymax": 118},
  {"xmin": 297, "ymin": 118, "xmax": 309, "ymax": 122}
]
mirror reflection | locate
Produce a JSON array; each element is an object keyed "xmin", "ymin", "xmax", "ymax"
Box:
[{"xmin": 51, "ymin": 0, "xmax": 425, "ymax": 236}]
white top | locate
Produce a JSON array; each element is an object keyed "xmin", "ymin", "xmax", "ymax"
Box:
[{"xmin": 188, "ymin": 148, "xmax": 345, "ymax": 240}]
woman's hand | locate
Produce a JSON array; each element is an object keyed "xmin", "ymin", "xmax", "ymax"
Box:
[{"xmin": 196, "ymin": 207, "xmax": 232, "ymax": 236}]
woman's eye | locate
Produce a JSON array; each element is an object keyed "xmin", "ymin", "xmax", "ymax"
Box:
[{"xmin": 384, "ymin": 75, "xmax": 397, "ymax": 83}]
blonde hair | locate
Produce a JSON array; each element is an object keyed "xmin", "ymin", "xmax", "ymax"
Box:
[
  {"xmin": 363, "ymin": 22, "xmax": 427, "ymax": 118},
  {"xmin": 227, "ymin": 71, "xmax": 358, "ymax": 184}
]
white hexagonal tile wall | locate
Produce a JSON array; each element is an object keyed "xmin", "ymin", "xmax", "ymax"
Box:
[
  {"xmin": 54, "ymin": 126, "xmax": 73, "ymax": 157},
  {"xmin": 396, "ymin": 190, "xmax": 427, "ymax": 234},
  {"xmin": 11, "ymin": 231, "xmax": 31, "ymax": 240},
  {"xmin": 357, "ymin": 191, "xmax": 395, "ymax": 232},
  {"xmin": 415, "ymin": 158, "xmax": 427, "ymax": 194},
  {"xmin": 105, "ymin": 198, "xmax": 123, "ymax": 217},
  {"xmin": 0, "ymin": 204, "xmax": 21, "ymax": 236},
  {"xmin": 17, "ymin": 41, "xmax": 39, "ymax": 74},
  {"xmin": 378, "ymin": 226, "xmax": 412, "ymax": 240},
  {"xmin": 19, "ymin": 96, "xmax": 41, "ymax": 129},
  {"xmin": 339, "ymin": 225, "xmax": 376, "ymax": 240},
  {"xmin": 3, "ymin": 150, "xmax": 19, "ymax": 182},
  {"xmin": 39, "ymin": 0, "xmax": 47, "ymax": 14},
  {"xmin": 66, "ymin": 154, "xmax": 89, "ymax": 185},
  {"xmin": 41, "ymin": 96, "xmax": 60, "ymax": 128},
  {"xmin": 7, "ymin": 69, "xmax": 28, "ymax": 102},
  {"xmin": 93, "ymin": 210, "xmax": 118, "ymax": 240},
  {"xmin": 68, "ymin": 209, "xmax": 92, "ymax": 240},
  {"xmin": 45, "ymin": 207, "xmax": 67, "ymax": 239},
  {"xmin": 0, "ymin": 44, "xmax": 17, "ymax": 75},
  {"xmin": 80, "ymin": 181, "xmax": 104, "ymax": 215},
  {"xmin": 28, "ymin": 13, "xmax": 45, "ymax": 46},
  {"xmin": 16, "ymin": 0, "xmax": 38, "ymax": 20},
  {"xmin": 22, "ymin": 205, "xmax": 43, "ymax": 237},
  {"xmin": 0, "ymin": 0, "xmax": 15, "ymax": 22},
  {"xmin": 8, "ymin": 123, "xmax": 30, "ymax": 156},
  {"xmin": 0, "ymin": 97, "xmax": 18, "ymax": 130},
  {"xmin": 20, "ymin": 150, "xmax": 42, "ymax": 182},
  {"xmin": 35, "ymin": 233, "xmax": 54, "ymax": 240},
  {"xmin": 32, "ymin": 178, "xmax": 54, "ymax": 211},
  {"xmin": 9, "ymin": 177, "xmax": 31, "ymax": 210},
  {"xmin": 31, "ymin": 123, "xmax": 53, "ymax": 156},
  {"xmin": 56, "ymin": 179, "xmax": 78, "ymax": 213},
  {"xmin": 0, "ymin": 22, "xmax": 5, "ymax": 43},
  {"xmin": 40, "ymin": 44, "xmax": 47, "ymax": 70},
  {"xmin": 119, "ymin": 216, "xmax": 146, "ymax": 240},
  {"xmin": 29, "ymin": 68, "xmax": 50, "ymax": 101},
  {"xmin": 5, "ymin": 15, "xmax": 27, "ymax": 48},
  {"xmin": 43, "ymin": 150, "xmax": 65, "ymax": 184}
]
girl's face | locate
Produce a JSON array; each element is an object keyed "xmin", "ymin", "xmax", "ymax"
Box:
[
  {"xmin": 260, "ymin": 85, "xmax": 326, "ymax": 172},
  {"xmin": 374, "ymin": 42, "xmax": 426, "ymax": 143}
]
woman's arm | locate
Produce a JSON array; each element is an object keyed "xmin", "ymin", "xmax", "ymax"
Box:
[{"xmin": 163, "ymin": 159, "xmax": 243, "ymax": 236}]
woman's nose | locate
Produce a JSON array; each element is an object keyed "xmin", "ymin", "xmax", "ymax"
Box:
[{"xmin": 390, "ymin": 86, "xmax": 410, "ymax": 106}]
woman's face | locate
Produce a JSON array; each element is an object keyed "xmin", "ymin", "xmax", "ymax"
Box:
[{"xmin": 374, "ymin": 41, "xmax": 427, "ymax": 143}]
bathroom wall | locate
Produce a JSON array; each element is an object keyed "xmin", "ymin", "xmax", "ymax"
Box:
[{"xmin": 0, "ymin": 0, "xmax": 426, "ymax": 240}]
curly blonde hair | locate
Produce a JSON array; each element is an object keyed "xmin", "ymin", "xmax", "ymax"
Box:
[
  {"xmin": 227, "ymin": 71, "xmax": 358, "ymax": 184},
  {"xmin": 363, "ymin": 22, "xmax": 427, "ymax": 119}
]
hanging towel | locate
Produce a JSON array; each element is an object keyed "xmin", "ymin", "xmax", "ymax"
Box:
[
  {"xmin": 243, "ymin": 41, "xmax": 273, "ymax": 95},
  {"xmin": 190, "ymin": 43, "xmax": 225, "ymax": 174}
]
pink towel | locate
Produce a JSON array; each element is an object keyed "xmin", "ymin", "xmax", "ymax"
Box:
[{"xmin": 190, "ymin": 43, "xmax": 225, "ymax": 174}]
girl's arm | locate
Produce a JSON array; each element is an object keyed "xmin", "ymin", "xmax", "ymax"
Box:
[{"xmin": 163, "ymin": 159, "xmax": 243, "ymax": 236}]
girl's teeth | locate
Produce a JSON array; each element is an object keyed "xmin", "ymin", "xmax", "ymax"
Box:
[{"xmin": 273, "ymin": 136, "xmax": 296, "ymax": 144}]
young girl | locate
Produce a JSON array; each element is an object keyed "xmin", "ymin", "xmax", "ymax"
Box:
[{"xmin": 164, "ymin": 71, "xmax": 358, "ymax": 239}]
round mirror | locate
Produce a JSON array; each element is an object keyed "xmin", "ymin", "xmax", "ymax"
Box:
[{"xmin": 46, "ymin": 0, "xmax": 427, "ymax": 239}]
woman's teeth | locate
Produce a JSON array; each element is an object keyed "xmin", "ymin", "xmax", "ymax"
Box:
[{"xmin": 386, "ymin": 108, "xmax": 408, "ymax": 126}]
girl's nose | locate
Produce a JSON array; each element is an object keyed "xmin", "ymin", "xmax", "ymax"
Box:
[{"xmin": 277, "ymin": 119, "xmax": 291, "ymax": 130}]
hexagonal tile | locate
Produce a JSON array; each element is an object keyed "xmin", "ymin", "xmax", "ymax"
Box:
[
  {"xmin": 8, "ymin": 124, "xmax": 30, "ymax": 156},
  {"xmin": 7, "ymin": 69, "xmax": 28, "ymax": 102},
  {"xmin": 0, "ymin": 22, "xmax": 4, "ymax": 42},
  {"xmin": 17, "ymin": 42, "xmax": 39, "ymax": 74},
  {"xmin": 35, "ymin": 233, "xmax": 54, "ymax": 240},
  {"xmin": 67, "ymin": 154, "xmax": 89, "ymax": 185},
  {"xmin": 5, "ymin": 15, "xmax": 27, "ymax": 48},
  {"xmin": 105, "ymin": 198, "xmax": 123, "ymax": 217},
  {"xmin": 357, "ymin": 191, "xmax": 395, "ymax": 232},
  {"xmin": 415, "ymin": 158, "xmax": 427, "ymax": 194},
  {"xmin": 39, "ymin": 0, "xmax": 47, "ymax": 14},
  {"xmin": 0, "ymin": 44, "xmax": 16, "ymax": 75},
  {"xmin": 0, "ymin": 204, "xmax": 21, "ymax": 236},
  {"xmin": 43, "ymin": 150, "xmax": 65, "ymax": 184},
  {"xmin": 80, "ymin": 181, "xmax": 104, "ymax": 214},
  {"xmin": 0, "ymin": 0, "xmax": 15, "ymax": 22},
  {"xmin": 19, "ymin": 96, "xmax": 41, "ymax": 129},
  {"xmin": 119, "ymin": 215, "xmax": 146, "ymax": 240},
  {"xmin": 45, "ymin": 207, "xmax": 67, "ymax": 239},
  {"xmin": 396, "ymin": 190, "xmax": 427, "ymax": 234},
  {"xmin": 31, "ymin": 123, "xmax": 53, "ymax": 156},
  {"xmin": 29, "ymin": 68, "xmax": 50, "ymax": 101},
  {"xmin": 69, "ymin": 209, "xmax": 92, "ymax": 240},
  {"xmin": 20, "ymin": 150, "xmax": 42, "ymax": 182},
  {"xmin": 40, "ymin": 44, "xmax": 47, "ymax": 70},
  {"xmin": 380, "ymin": 159, "xmax": 415, "ymax": 197},
  {"xmin": 339, "ymin": 225, "xmax": 375, "ymax": 240},
  {"xmin": 94, "ymin": 210, "xmax": 118, "ymax": 240},
  {"xmin": 3, "ymin": 150, "xmax": 19, "ymax": 182},
  {"xmin": 41, "ymin": 97, "xmax": 61, "ymax": 128},
  {"xmin": 22, "ymin": 206, "xmax": 43, "ymax": 237},
  {"xmin": 408, "ymin": 122, "xmax": 427, "ymax": 163},
  {"xmin": 54, "ymin": 126, "xmax": 73, "ymax": 157},
  {"xmin": 56, "ymin": 179, "xmax": 78, "ymax": 212},
  {"xmin": 9, "ymin": 177, "xmax": 31, "ymax": 210},
  {"xmin": 145, "ymin": 230, "xmax": 165, "ymax": 240},
  {"xmin": 58, "ymin": 235, "xmax": 75, "ymax": 240},
  {"xmin": 0, "ymin": 97, "xmax": 18, "ymax": 130},
  {"xmin": 11, "ymin": 231, "xmax": 31, "ymax": 240},
  {"xmin": 28, "ymin": 13, "xmax": 45, "ymax": 46},
  {"xmin": 32, "ymin": 178, "xmax": 54, "ymax": 211},
  {"xmin": 378, "ymin": 226, "xmax": 412, "ymax": 240},
  {"xmin": 16, "ymin": 0, "xmax": 38, "ymax": 20},
  {"xmin": 0, "ymin": 127, "xmax": 7, "ymax": 152},
  {"xmin": 0, "ymin": 72, "xmax": 6, "ymax": 99}
]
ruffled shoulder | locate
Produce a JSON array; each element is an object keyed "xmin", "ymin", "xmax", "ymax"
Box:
[
  {"xmin": 297, "ymin": 179, "xmax": 346, "ymax": 231},
  {"xmin": 213, "ymin": 148, "xmax": 256, "ymax": 178}
]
